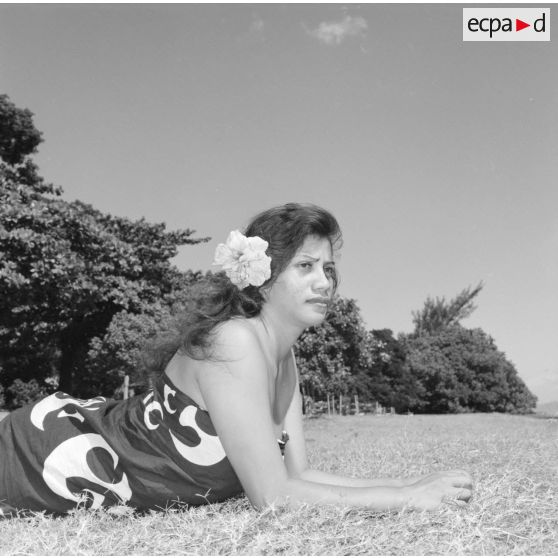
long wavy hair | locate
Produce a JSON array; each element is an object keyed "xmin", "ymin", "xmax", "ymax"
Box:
[{"xmin": 145, "ymin": 203, "xmax": 342, "ymax": 373}]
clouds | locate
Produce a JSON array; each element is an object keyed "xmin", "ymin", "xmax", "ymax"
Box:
[
  {"xmin": 250, "ymin": 13, "xmax": 265, "ymax": 36},
  {"xmin": 307, "ymin": 15, "xmax": 368, "ymax": 46},
  {"xmin": 237, "ymin": 12, "xmax": 266, "ymax": 44},
  {"xmin": 242, "ymin": 13, "xmax": 368, "ymax": 47}
]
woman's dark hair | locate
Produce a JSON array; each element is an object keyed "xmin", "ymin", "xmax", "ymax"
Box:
[{"xmin": 145, "ymin": 203, "xmax": 342, "ymax": 372}]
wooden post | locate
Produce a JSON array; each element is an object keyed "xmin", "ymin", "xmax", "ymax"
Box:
[
  {"xmin": 339, "ymin": 394, "xmax": 343, "ymax": 415},
  {"xmin": 354, "ymin": 394, "xmax": 360, "ymax": 415},
  {"xmin": 123, "ymin": 375, "xmax": 129, "ymax": 400},
  {"xmin": 327, "ymin": 393, "xmax": 331, "ymax": 416}
]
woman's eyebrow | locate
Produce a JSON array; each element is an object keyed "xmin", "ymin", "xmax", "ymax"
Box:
[{"xmin": 296, "ymin": 254, "xmax": 335, "ymax": 264}]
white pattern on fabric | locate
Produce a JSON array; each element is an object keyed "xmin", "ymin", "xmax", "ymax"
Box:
[
  {"xmin": 163, "ymin": 384, "xmax": 177, "ymax": 414},
  {"xmin": 169, "ymin": 405, "xmax": 227, "ymax": 466},
  {"xmin": 143, "ymin": 392, "xmax": 164, "ymax": 430},
  {"xmin": 42, "ymin": 433, "xmax": 132, "ymax": 508},
  {"xmin": 30, "ymin": 394, "xmax": 106, "ymax": 431}
]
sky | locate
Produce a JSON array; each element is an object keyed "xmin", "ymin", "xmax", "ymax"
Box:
[{"xmin": 1, "ymin": 3, "xmax": 557, "ymax": 404}]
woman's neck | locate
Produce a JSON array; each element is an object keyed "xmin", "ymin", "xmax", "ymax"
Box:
[{"xmin": 251, "ymin": 308, "xmax": 302, "ymax": 366}]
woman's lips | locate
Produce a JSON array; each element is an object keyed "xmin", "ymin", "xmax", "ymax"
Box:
[{"xmin": 307, "ymin": 297, "xmax": 330, "ymax": 307}]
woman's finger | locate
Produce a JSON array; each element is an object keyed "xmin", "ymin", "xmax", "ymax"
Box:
[
  {"xmin": 444, "ymin": 471, "xmax": 473, "ymax": 489},
  {"xmin": 452, "ymin": 478, "xmax": 473, "ymax": 490},
  {"xmin": 451, "ymin": 487, "xmax": 472, "ymax": 502},
  {"xmin": 441, "ymin": 487, "xmax": 471, "ymax": 506}
]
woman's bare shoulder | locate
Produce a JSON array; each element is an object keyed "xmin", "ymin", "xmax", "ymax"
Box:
[
  {"xmin": 195, "ymin": 319, "xmax": 271, "ymax": 397},
  {"xmin": 209, "ymin": 318, "xmax": 265, "ymax": 362}
]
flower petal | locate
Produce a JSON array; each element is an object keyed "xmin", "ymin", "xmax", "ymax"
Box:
[
  {"xmin": 213, "ymin": 230, "xmax": 271, "ymax": 289},
  {"xmin": 226, "ymin": 230, "xmax": 249, "ymax": 252},
  {"xmin": 213, "ymin": 243, "xmax": 233, "ymax": 266}
]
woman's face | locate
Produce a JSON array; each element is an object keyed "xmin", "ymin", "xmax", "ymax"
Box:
[{"xmin": 265, "ymin": 235, "xmax": 336, "ymax": 330}]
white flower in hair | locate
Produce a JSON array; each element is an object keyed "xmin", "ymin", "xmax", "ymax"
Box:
[{"xmin": 213, "ymin": 230, "xmax": 272, "ymax": 290}]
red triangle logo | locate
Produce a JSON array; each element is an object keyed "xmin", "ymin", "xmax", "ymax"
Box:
[{"xmin": 516, "ymin": 19, "xmax": 530, "ymax": 31}]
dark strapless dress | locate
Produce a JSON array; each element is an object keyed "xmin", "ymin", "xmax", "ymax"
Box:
[{"xmin": 0, "ymin": 374, "xmax": 246, "ymax": 516}]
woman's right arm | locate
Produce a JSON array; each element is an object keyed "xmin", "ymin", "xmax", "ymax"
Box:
[
  {"xmin": 196, "ymin": 323, "xmax": 470, "ymax": 511},
  {"xmin": 281, "ymin": 350, "xmax": 473, "ymax": 508}
]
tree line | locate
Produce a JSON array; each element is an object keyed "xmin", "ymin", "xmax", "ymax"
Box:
[
  {"xmin": 296, "ymin": 290, "xmax": 536, "ymax": 414},
  {"xmin": 0, "ymin": 94, "xmax": 537, "ymax": 413}
]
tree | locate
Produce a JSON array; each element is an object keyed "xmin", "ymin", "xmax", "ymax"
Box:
[
  {"xmin": 401, "ymin": 331, "xmax": 465, "ymax": 413},
  {"xmin": 401, "ymin": 325, "xmax": 537, "ymax": 414},
  {"xmin": 403, "ymin": 284, "xmax": 536, "ymax": 414},
  {"xmin": 1, "ymin": 180, "xmax": 207, "ymax": 395},
  {"xmin": 412, "ymin": 282, "xmax": 484, "ymax": 336},
  {"xmin": 0, "ymin": 94, "xmax": 52, "ymax": 192},
  {"xmin": 0, "ymin": 95, "xmax": 209, "ymax": 401},
  {"xmin": 0, "ymin": 94, "xmax": 42, "ymax": 166},
  {"xmin": 84, "ymin": 270, "xmax": 204, "ymax": 398},
  {"xmin": 367, "ymin": 329, "xmax": 424, "ymax": 413},
  {"xmin": 294, "ymin": 297, "xmax": 375, "ymax": 401}
]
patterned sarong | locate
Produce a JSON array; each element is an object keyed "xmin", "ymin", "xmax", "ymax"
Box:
[{"xmin": 0, "ymin": 374, "xmax": 243, "ymax": 516}]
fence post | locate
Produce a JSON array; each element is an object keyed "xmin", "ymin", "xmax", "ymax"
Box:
[
  {"xmin": 123, "ymin": 375, "xmax": 129, "ymax": 400},
  {"xmin": 339, "ymin": 394, "xmax": 343, "ymax": 415},
  {"xmin": 355, "ymin": 394, "xmax": 359, "ymax": 415},
  {"xmin": 327, "ymin": 393, "xmax": 331, "ymax": 416}
]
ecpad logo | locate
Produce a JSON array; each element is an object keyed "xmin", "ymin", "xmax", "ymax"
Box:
[
  {"xmin": 469, "ymin": 14, "xmax": 545, "ymax": 38},
  {"xmin": 463, "ymin": 8, "xmax": 550, "ymax": 41}
]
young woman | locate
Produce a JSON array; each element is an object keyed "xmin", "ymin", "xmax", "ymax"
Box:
[{"xmin": 0, "ymin": 203, "xmax": 472, "ymax": 517}]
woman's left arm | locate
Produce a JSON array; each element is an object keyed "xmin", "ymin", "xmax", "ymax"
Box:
[{"xmin": 283, "ymin": 357, "xmax": 411, "ymax": 488}]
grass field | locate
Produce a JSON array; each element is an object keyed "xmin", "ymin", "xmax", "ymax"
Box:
[{"xmin": 1, "ymin": 413, "xmax": 557, "ymax": 555}]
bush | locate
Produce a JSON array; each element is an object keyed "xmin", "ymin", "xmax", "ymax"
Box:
[{"xmin": 6, "ymin": 378, "xmax": 47, "ymax": 410}]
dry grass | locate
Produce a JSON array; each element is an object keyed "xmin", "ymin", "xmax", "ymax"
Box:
[{"xmin": 1, "ymin": 413, "xmax": 557, "ymax": 555}]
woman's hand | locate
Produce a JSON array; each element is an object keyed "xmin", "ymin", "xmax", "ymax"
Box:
[{"xmin": 404, "ymin": 470, "xmax": 473, "ymax": 510}]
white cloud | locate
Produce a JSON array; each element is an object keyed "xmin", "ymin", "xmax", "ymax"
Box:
[
  {"xmin": 250, "ymin": 14, "xmax": 265, "ymax": 36},
  {"xmin": 307, "ymin": 15, "xmax": 368, "ymax": 46}
]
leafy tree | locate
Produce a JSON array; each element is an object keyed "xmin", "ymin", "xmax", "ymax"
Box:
[
  {"xmin": 367, "ymin": 329, "xmax": 424, "ymax": 413},
  {"xmin": 84, "ymin": 270, "xmax": 204, "ymax": 398},
  {"xmin": 0, "ymin": 94, "xmax": 53, "ymax": 192},
  {"xmin": 0, "ymin": 95, "xmax": 208, "ymax": 401},
  {"xmin": 404, "ymin": 283, "xmax": 536, "ymax": 413},
  {"xmin": 84, "ymin": 307, "xmax": 168, "ymax": 398},
  {"xmin": 0, "ymin": 375, "xmax": 4, "ymax": 408},
  {"xmin": 0, "ymin": 94, "xmax": 42, "ymax": 165},
  {"xmin": 5, "ymin": 379, "xmax": 48, "ymax": 410},
  {"xmin": 412, "ymin": 282, "xmax": 484, "ymax": 336},
  {"xmin": 295, "ymin": 297, "xmax": 375, "ymax": 400},
  {"xmin": 401, "ymin": 325, "xmax": 537, "ymax": 414},
  {"xmin": 401, "ymin": 331, "xmax": 464, "ymax": 413}
]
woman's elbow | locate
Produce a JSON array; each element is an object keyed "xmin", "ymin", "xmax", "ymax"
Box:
[{"xmin": 244, "ymin": 479, "xmax": 292, "ymax": 511}]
